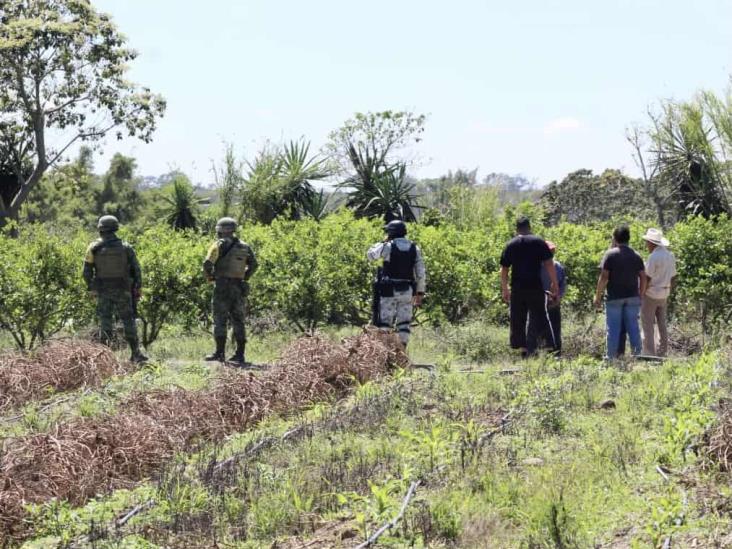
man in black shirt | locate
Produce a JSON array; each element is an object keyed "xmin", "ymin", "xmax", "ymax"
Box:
[
  {"xmin": 500, "ymin": 217, "xmax": 559, "ymax": 356},
  {"xmin": 593, "ymin": 226, "xmax": 646, "ymax": 358}
]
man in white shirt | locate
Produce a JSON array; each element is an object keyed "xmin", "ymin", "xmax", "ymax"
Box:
[{"xmin": 641, "ymin": 228, "xmax": 677, "ymax": 357}]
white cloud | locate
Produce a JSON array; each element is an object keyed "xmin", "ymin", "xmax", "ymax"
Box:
[{"xmin": 543, "ymin": 117, "xmax": 583, "ymax": 135}]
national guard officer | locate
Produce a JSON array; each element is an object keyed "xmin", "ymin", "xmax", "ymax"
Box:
[
  {"xmin": 83, "ymin": 215, "xmax": 148, "ymax": 362},
  {"xmin": 367, "ymin": 220, "xmax": 426, "ymax": 348},
  {"xmin": 203, "ymin": 217, "xmax": 258, "ymax": 365}
]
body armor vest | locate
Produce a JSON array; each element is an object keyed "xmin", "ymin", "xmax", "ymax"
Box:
[
  {"xmin": 383, "ymin": 241, "xmax": 416, "ymax": 281},
  {"xmin": 215, "ymin": 239, "xmax": 250, "ymax": 279},
  {"xmin": 94, "ymin": 242, "xmax": 130, "ymax": 281}
]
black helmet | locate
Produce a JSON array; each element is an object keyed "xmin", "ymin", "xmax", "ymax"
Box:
[
  {"xmin": 97, "ymin": 215, "xmax": 119, "ymax": 232},
  {"xmin": 384, "ymin": 220, "xmax": 407, "ymax": 238},
  {"xmin": 216, "ymin": 217, "xmax": 237, "ymax": 235}
]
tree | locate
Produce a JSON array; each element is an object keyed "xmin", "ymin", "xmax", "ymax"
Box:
[
  {"xmin": 648, "ymin": 99, "xmax": 730, "ymax": 218},
  {"xmin": 328, "ymin": 111, "xmax": 426, "ymax": 221},
  {"xmin": 162, "ymin": 174, "xmax": 202, "ymax": 230},
  {"xmin": 212, "ymin": 143, "xmax": 243, "ymax": 217},
  {"xmin": 22, "ymin": 145, "xmax": 96, "ymax": 226},
  {"xmin": 0, "ymin": 0, "xmax": 165, "ymax": 225},
  {"xmin": 540, "ymin": 169, "xmax": 656, "ymax": 225},
  {"xmin": 240, "ymin": 139, "xmax": 331, "ymax": 224},
  {"xmin": 630, "ymin": 83, "xmax": 732, "ymax": 223},
  {"xmin": 94, "ymin": 153, "xmax": 144, "ymax": 223},
  {"xmin": 343, "ymin": 163, "xmax": 422, "ymax": 222}
]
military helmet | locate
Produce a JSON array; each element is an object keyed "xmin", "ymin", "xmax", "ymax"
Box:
[
  {"xmin": 216, "ymin": 217, "xmax": 238, "ymax": 234},
  {"xmin": 384, "ymin": 220, "xmax": 407, "ymax": 238},
  {"xmin": 97, "ymin": 215, "xmax": 120, "ymax": 232}
]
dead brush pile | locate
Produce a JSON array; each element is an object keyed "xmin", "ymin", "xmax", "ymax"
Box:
[
  {"xmin": 703, "ymin": 405, "xmax": 732, "ymax": 473},
  {"xmin": 0, "ymin": 329, "xmax": 408, "ymax": 543},
  {"xmin": 0, "ymin": 341, "xmax": 127, "ymax": 415}
]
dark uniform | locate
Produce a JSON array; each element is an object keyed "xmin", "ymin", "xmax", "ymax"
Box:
[
  {"xmin": 367, "ymin": 221, "xmax": 426, "ymax": 347},
  {"xmin": 203, "ymin": 218, "xmax": 258, "ymax": 364},
  {"xmin": 83, "ymin": 216, "xmax": 147, "ymax": 362}
]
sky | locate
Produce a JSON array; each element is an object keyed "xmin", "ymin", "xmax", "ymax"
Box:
[{"xmin": 90, "ymin": 0, "xmax": 732, "ymax": 186}]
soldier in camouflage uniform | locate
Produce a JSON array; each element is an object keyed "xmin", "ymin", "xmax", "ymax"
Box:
[
  {"xmin": 367, "ymin": 220, "xmax": 426, "ymax": 347},
  {"xmin": 83, "ymin": 215, "xmax": 148, "ymax": 363},
  {"xmin": 203, "ymin": 217, "xmax": 258, "ymax": 365}
]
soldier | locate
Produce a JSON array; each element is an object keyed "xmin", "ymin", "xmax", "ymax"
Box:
[
  {"xmin": 203, "ymin": 217, "xmax": 258, "ymax": 365},
  {"xmin": 367, "ymin": 220, "xmax": 426, "ymax": 348},
  {"xmin": 83, "ymin": 215, "xmax": 148, "ymax": 362}
]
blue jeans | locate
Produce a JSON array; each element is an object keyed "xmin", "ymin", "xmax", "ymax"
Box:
[{"xmin": 606, "ymin": 297, "xmax": 642, "ymax": 358}]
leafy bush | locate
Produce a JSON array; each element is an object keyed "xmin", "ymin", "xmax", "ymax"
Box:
[
  {"xmin": 0, "ymin": 226, "xmax": 92, "ymax": 349},
  {"xmin": 670, "ymin": 214, "xmax": 732, "ymax": 324},
  {"xmin": 3, "ymin": 213, "xmax": 732, "ymax": 348},
  {"xmin": 130, "ymin": 228, "xmax": 210, "ymax": 347}
]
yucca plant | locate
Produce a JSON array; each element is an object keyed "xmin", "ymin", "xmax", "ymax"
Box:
[
  {"xmin": 650, "ymin": 100, "xmax": 731, "ymax": 218},
  {"xmin": 300, "ymin": 188, "xmax": 331, "ymax": 221},
  {"xmin": 240, "ymin": 140, "xmax": 332, "ymax": 224},
  {"xmin": 344, "ymin": 163, "xmax": 422, "ymax": 222},
  {"xmin": 280, "ymin": 140, "xmax": 331, "ymax": 219},
  {"xmin": 162, "ymin": 175, "xmax": 202, "ymax": 230}
]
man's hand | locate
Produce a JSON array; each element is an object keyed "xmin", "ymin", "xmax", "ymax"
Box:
[
  {"xmin": 88, "ymin": 290, "xmax": 97, "ymax": 299},
  {"xmin": 413, "ymin": 293, "xmax": 424, "ymax": 307},
  {"xmin": 502, "ymin": 287, "xmax": 511, "ymax": 304},
  {"xmin": 132, "ymin": 288, "xmax": 142, "ymax": 301},
  {"xmin": 593, "ymin": 296, "xmax": 603, "ymax": 311}
]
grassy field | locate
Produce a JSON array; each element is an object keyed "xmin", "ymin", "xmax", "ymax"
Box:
[{"xmin": 2, "ymin": 318, "xmax": 732, "ymax": 548}]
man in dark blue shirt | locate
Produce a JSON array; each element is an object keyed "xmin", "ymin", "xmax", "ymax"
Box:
[
  {"xmin": 537, "ymin": 240, "xmax": 566, "ymax": 353},
  {"xmin": 500, "ymin": 217, "xmax": 559, "ymax": 356}
]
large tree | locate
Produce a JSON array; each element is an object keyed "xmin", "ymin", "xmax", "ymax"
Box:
[
  {"xmin": 541, "ymin": 169, "xmax": 657, "ymax": 226},
  {"xmin": 0, "ymin": 0, "xmax": 165, "ymax": 225}
]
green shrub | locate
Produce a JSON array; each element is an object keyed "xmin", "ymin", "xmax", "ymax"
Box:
[
  {"xmin": 670, "ymin": 214, "xmax": 732, "ymax": 324},
  {"xmin": 130, "ymin": 227, "xmax": 210, "ymax": 347},
  {"xmin": 0, "ymin": 226, "xmax": 92, "ymax": 349}
]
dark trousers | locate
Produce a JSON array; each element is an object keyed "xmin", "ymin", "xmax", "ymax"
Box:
[
  {"xmin": 541, "ymin": 305, "xmax": 562, "ymax": 352},
  {"xmin": 509, "ymin": 288, "xmax": 548, "ymax": 354}
]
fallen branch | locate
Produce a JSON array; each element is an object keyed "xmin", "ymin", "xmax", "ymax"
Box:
[
  {"xmin": 477, "ymin": 412, "xmax": 513, "ymax": 448},
  {"xmin": 356, "ymin": 480, "xmax": 421, "ymax": 548},
  {"xmin": 116, "ymin": 499, "xmax": 155, "ymax": 528},
  {"xmin": 213, "ymin": 425, "xmax": 306, "ymax": 472}
]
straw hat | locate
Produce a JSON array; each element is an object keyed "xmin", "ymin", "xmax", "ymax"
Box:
[{"xmin": 642, "ymin": 228, "xmax": 670, "ymax": 247}]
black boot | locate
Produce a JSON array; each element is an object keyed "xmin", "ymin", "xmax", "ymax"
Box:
[
  {"xmin": 128, "ymin": 339, "xmax": 149, "ymax": 363},
  {"xmin": 228, "ymin": 339, "xmax": 246, "ymax": 366},
  {"xmin": 205, "ymin": 336, "xmax": 226, "ymax": 362}
]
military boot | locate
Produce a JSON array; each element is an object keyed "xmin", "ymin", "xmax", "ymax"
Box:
[
  {"xmin": 205, "ymin": 337, "xmax": 227, "ymax": 362},
  {"xmin": 128, "ymin": 339, "xmax": 149, "ymax": 363},
  {"xmin": 228, "ymin": 339, "xmax": 246, "ymax": 366}
]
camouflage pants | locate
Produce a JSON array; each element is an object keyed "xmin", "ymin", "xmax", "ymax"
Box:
[
  {"xmin": 378, "ymin": 289, "xmax": 413, "ymax": 345},
  {"xmin": 213, "ymin": 280, "xmax": 247, "ymax": 341},
  {"xmin": 97, "ymin": 289, "xmax": 138, "ymax": 343}
]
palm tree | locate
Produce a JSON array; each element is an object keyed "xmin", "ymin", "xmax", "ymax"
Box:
[
  {"xmin": 162, "ymin": 175, "xmax": 202, "ymax": 230},
  {"xmin": 343, "ymin": 163, "xmax": 422, "ymax": 222}
]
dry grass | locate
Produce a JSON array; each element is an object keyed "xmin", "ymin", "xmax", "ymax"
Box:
[
  {"xmin": 703, "ymin": 406, "xmax": 732, "ymax": 473},
  {"xmin": 0, "ymin": 329, "xmax": 408, "ymax": 544},
  {"xmin": 0, "ymin": 340, "xmax": 127, "ymax": 415}
]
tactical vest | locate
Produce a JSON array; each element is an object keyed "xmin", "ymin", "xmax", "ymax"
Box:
[
  {"xmin": 383, "ymin": 241, "xmax": 417, "ymax": 281},
  {"xmin": 94, "ymin": 242, "xmax": 130, "ymax": 281},
  {"xmin": 215, "ymin": 239, "xmax": 250, "ymax": 279}
]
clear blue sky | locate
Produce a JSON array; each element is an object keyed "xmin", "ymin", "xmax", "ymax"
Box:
[{"xmin": 93, "ymin": 0, "xmax": 731, "ymax": 186}]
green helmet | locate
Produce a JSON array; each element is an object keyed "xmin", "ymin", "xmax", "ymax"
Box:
[
  {"xmin": 216, "ymin": 217, "xmax": 237, "ymax": 234},
  {"xmin": 97, "ymin": 215, "xmax": 120, "ymax": 232}
]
